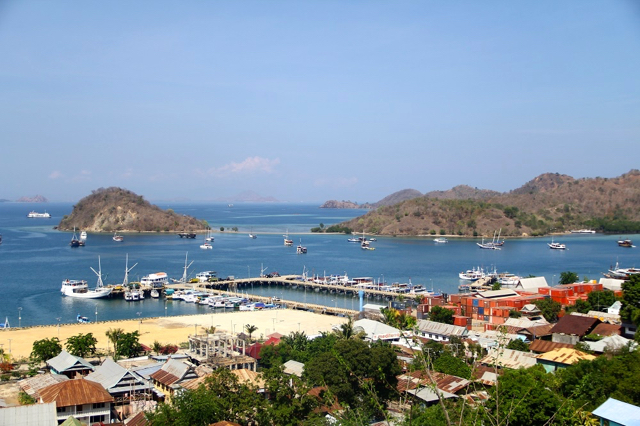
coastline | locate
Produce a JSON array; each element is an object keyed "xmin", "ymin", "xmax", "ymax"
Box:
[{"xmin": 0, "ymin": 310, "xmax": 347, "ymax": 361}]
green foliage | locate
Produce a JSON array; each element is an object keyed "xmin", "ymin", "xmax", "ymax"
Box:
[
  {"xmin": 18, "ymin": 391, "xmax": 36, "ymax": 405},
  {"xmin": 324, "ymin": 225, "xmax": 353, "ymax": 234},
  {"xmin": 559, "ymin": 271, "xmax": 579, "ymax": 284},
  {"xmin": 570, "ymin": 299, "xmax": 592, "ymax": 314},
  {"xmin": 380, "ymin": 307, "xmax": 417, "ymax": 330},
  {"xmin": 492, "ymin": 281, "xmax": 502, "ymax": 290},
  {"xmin": 509, "ymin": 309, "xmax": 522, "ymax": 318},
  {"xmin": 244, "ymin": 324, "xmax": 258, "ymax": 341},
  {"xmin": 587, "ymin": 289, "xmax": 617, "ymax": 312},
  {"xmin": 503, "ymin": 205, "xmax": 519, "ymax": 219},
  {"xmin": 621, "ymin": 274, "xmax": 640, "ymax": 324},
  {"xmin": 30, "ymin": 338, "xmax": 62, "ymax": 364},
  {"xmin": 506, "ymin": 338, "xmax": 530, "ymax": 352},
  {"xmin": 219, "ymin": 226, "xmax": 224, "ymax": 231},
  {"xmin": 107, "ymin": 330, "xmax": 142, "ymax": 360},
  {"xmin": 65, "ymin": 333, "xmax": 97, "ymax": 358},
  {"xmin": 428, "ymin": 306, "xmax": 454, "ymax": 324},
  {"xmin": 105, "ymin": 328, "xmax": 124, "ymax": 356},
  {"xmin": 432, "ymin": 351, "xmax": 471, "ymax": 379},
  {"xmin": 533, "ymin": 298, "xmax": 562, "ymax": 322}
]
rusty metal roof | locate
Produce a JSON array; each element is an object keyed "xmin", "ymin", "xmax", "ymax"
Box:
[
  {"xmin": 536, "ymin": 348, "xmax": 596, "ymax": 364},
  {"xmin": 550, "ymin": 315, "xmax": 600, "ymax": 337},
  {"xmin": 397, "ymin": 370, "xmax": 470, "ymax": 394},
  {"xmin": 591, "ymin": 323, "xmax": 621, "ymax": 336},
  {"xmin": 39, "ymin": 378, "xmax": 114, "ymax": 407},
  {"xmin": 529, "ymin": 339, "xmax": 574, "ymax": 353},
  {"xmin": 479, "ymin": 348, "xmax": 538, "ymax": 370},
  {"xmin": 19, "ymin": 374, "xmax": 69, "ymax": 398},
  {"xmin": 150, "ymin": 358, "xmax": 197, "ymax": 386}
]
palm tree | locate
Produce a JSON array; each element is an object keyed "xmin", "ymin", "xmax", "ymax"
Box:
[
  {"xmin": 105, "ymin": 327, "xmax": 124, "ymax": 356},
  {"xmin": 333, "ymin": 316, "xmax": 366, "ymax": 340},
  {"xmin": 282, "ymin": 331, "xmax": 308, "ymax": 352},
  {"xmin": 245, "ymin": 324, "xmax": 258, "ymax": 341}
]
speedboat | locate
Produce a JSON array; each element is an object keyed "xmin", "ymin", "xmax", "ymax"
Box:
[
  {"xmin": 548, "ymin": 238, "xmax": 566, "ymax": 250},
  {"xmin": 434, "ymin": 237, "xmax": 448, "ymax": 243},
  {"xmin": 113, "ymin": 231, "xmax": 124, "ymax": 242},
  {"xmin": 77, "ymin": 314, "xmax": 90, "ymax": 323},
  {"xmin": 61, "ymin": 257, "xmax": 112, "ymax": 299},
  {"xmin": 80, "ymin": 231, "xmax": 87, "ymax": 241},
  {"xmin": 200, "ymin": 242, "xmax": 213, "ymax": 249},
  {"xmin": 27, "ymin": 211, "xmax": 51, "ymax": 218}
]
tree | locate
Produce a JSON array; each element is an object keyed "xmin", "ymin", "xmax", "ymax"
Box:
[
  {"xmin": 18, "ymin": 391, "xmax": 36, "ymax": 405},
  {"xmin": 105, "ymin": 327, "xmax": 124, "ymax": 356},
  {"xmin": 114, "ymin": 331, "xmax": 142, "ymax": 359},
  {"xmin": 588, "ymin": 289, "xmax": 617, "ymax": 312},
  {"xmin": 429, "ymin": 306, "xmax": 454, "ymax": 324},
  {"xmin": 506, "ymin": 338, "xmax": 530, "ymax": 352},
  {"xmin": 621, "ymin": 275, "xmax": 640, "ymax": 326},
  {"xmin": 432, "ymin": 351, "xmax": 471, "ymax": 379},
  {"xmin": 559, "ymin": 271, "xmax": 579, "ymax": 284},
  {"xmin": 65, "ymin": 333, "xmax": 98, "ymax": 358},
  {"xmin": 533, "ymin": 298, "xmax": 562, "ymax": 322},
  {"xmin": 333, "ymin": 316, "xmax": 366, "ymax": 340},
  {"xmin": 245, "ymin": 324, "xmax": 258, "ymax": 341},
  {"xmin": 30, "ymin": 338, "xmax": 62, "ymax": 364}
]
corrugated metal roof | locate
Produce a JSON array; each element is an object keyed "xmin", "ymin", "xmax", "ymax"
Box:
[
  {"xmin": 479, "ymin": 348, "xmax": 538, "ymax": 369},
  {"xmin": 536, "ymin": 348, "xmax": 596, "ymax": 364},
  {"xmin": 46, "ymin": 350, "xmax": 94, "ymax": 374},
  {"xmin": 0, "ymin": 402, "xmax": 58, "ymax": 426},
  {"xmin": 528, "ymin": 339, "xmax": 574, "ymax": 353},
  {"xmin": 592, "ymin": 323, "xmax": 621, "ymax": 336},
  {"xmin": 592, "ymin": 397, "xmax": 640, "ymax": 425},
  {"xmin": 353, "ymin": 319, "xmax": 401, "ymax": 340},
  {"xmin": 283, "ymin": 360, "xmax": 305, "ymax": 377},
  {"xmin": 397, "ymin": 371, "xmax": 470, "ymax": 394},
  {"xmin": 39, "ymin": 378, "xmax": 114, "ymax": 407},
  {"xmin": 477, "ymin": 289, "xmax": 519, "ymax": 299},
  {"xmin": 19, "ymin": 374, "xmax": 69, "ymax": 398},
  {"xmin": 416, "ymin": 320, "xmax": 468, "ymax": 337},
  {"xmin": 85, "ymin": 358, "xmax": 149, "ymax": 393},
  {"xmin": 150, "ymin": 359, "xmax": 197, "ymax": 386},
  {"xmin": 584, "ymin": 335, "xmax": 637, "ymax": 353},
  {"xmin": 517, "ymin": 277, "xmax": 549, "ymax": 290},
  {"xmin": 550, "ymin": 315, "xmax": 599, "ymax": 336}
]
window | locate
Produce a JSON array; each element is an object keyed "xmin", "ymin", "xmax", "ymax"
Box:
[
  {"xmin": 92, "ymin": 402, "xmax": 105, "ymax": 409},
  {"xmin": 56, "ymin": 407, "xmax": 66, "ymax": 413},
  {"xmin": 76, "ymin": 404, "xmax": 83, "ymax": 412},
  {"xmin": 90, "ymin": 415, "xmax": 105, "ymax": 423}
]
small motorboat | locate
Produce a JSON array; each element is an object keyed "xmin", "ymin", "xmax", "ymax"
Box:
[
  {"xmin": 618, "ymin": 239, "xmax": 634, "ymax": 248},
  {"xmin": 113, "ymin": 231, "xmax": 124, "ymax": 242},
  {"xmin": 77, "ymin": 314, "xmax": 90, "ymax": 323}
]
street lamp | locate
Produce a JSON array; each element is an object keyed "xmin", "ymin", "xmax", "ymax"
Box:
[
  {"xmin": 298, "ymin": 322, "xmax": 301, "ymax": 332},
  {"xmin": 8, "ymin": 339, "xmax": 11, "ymax": 353},
  {"xmin": 165, "ymin": 303, "xmax": 168, "ymax": 317},
  {"xmin": 95, "ymin": 304, "xmax": 98, "ymax": 323},
  {"xmin": 194, "ymin": 323, "xmax": 198, "ymax": 336},
  {"xmin": 18, "ymin": 307, "xmax": 22, "ymax": 328},
  {"xmin": 136, "ymin": 312, "xmax": 142, "ymax": 333},
  {"xmin": 56, "ymin": 317, "xmax": 61, "ymax": 338}
]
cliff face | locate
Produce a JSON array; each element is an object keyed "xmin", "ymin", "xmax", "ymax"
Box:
[{"xmin": 57, "ymin": 187, "xmax": 205, "ymax": 232}]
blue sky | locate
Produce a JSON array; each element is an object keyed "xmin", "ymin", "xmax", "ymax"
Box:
[{"xmin": 1, "ymin": 1, "xmax": 639, "ymax": 203}]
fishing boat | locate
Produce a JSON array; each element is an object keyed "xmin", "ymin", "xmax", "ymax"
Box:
[
  {"xmin": 69, "ymin": 227, "xmax": 85, "ymax": 247},
  {"xmin": 61, "ymin": 257, "xmax": 113, "ymax": 299},
  {"xmin": 297, "ymin": 240, "xmax": 307, "ymax": 254},
  {"xmin": 618, "ymin": 239, "xmax": 634, "ymax": 248},
  {"xmin": 113, "ymin": 231, "xmax": 124, "ymax": 242},
  {"xmin": 604, "ymin": 262, "xmax": 640, "ymax": 280},
  {"xmin": 284, "ymin": 230, "xmax": 293, "ymax": 246},
  {"xmin": 458, "ymin": 267, "xmax": 485, "ymax": 281},
  {"xmin": 548, "ymin": 238, "xmax": 566, "ymax": 250},
  {"xmin": 27, "ymin": 211, "xmax": 51, "ymax": 218}
]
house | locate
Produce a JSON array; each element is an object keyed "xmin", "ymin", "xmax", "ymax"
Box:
[
  {"xmin": 592, "ymin": 397, "xmax": 640, "ymax": 426},
  {"xmin": 85, "ymin": 358, "xmax": 152, "ymax": 407},
  {"xmin": 38, "ymin": 378, "xmax": 114, "ymax": 424},
  {"xmin": 517, "ymin": 323, "xmax": 554, "ymax": 342},
  {"xmin": 535, "ymin": 348, "xmax": 595, "ymax": 373},
  {"xmin": 416, "ymin": 320, "xmax": 468, "ymax": 342},
  {"xmin": 478, "ymin": 348, "xmax": 538, "ymax": 370},
  {"xmin": 591, "ymin": 323, "xmax": 622, "ymax": 337},
  {"xmin": 583, "ymin": 335, "xmax": 638, "ymax": 354},
  {"xmin": 549, "ymin": 314, "xmax": 600, "ymax": 345},
  {"xmin": 352, "ymin": 318, "xmax": 402, "ymax": 341},
  {"xmin": 283, "ymin": 360, "xmax": 305, "ymax": 378},
  {"xmin": 46, "ymin": 350, "xmax": 95, "ymax": 378},
  {"xmin": 528, "ymin": 340, "xmax": 574, "ymax": 354},
  {"xmin": 19, "ymin": 374, "xmax": 69, "ymax": 400},
  {"xmin": 149, "ymin": 358, "xmax": 199, "ymax": 404},
  {"xmin": 0, "ymin": 401, "xmax": 58, "ymax": 426}
]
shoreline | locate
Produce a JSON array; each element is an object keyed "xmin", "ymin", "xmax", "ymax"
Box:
[{"xmin": 0, "ymin": 310, "xmax": 347, "ymax": 361}]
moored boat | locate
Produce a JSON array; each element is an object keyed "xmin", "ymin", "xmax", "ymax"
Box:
[
  {"xmin": 140, "ymin": 272, "xmax": 169, "ymax": 289},
  {"xmin": 570, "ymin": 229, "xmax": 596, "ymax": 234},
  {"xmin": 27, "ymin": 211, "xmax": 51, "ymax": 218},
  {"xmin": 433, "ymin": 237, "xmax": 448, "ymax": 243},
  {"xmin": 61, "ymin": 257, "xmax": 112, "ymax": 299},
  {"xmin": 459, "ymin": 267, "xmax": 485, "ymax": 281},
  {"xmin": 548, "ymin": 238, "xmax": 566, "ymax": 250}
]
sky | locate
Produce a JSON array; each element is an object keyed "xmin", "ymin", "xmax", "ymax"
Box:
[{"xmin": 1, "ymin": 1, "xmax": 639, "ymax": 203}]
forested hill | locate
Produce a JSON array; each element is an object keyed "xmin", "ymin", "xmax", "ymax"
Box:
[
  {"xmin": 335, "ymin": 170, "xmax": 640, "ymax": 237},
  {"xmin": 57, "ymin": 187, "xmax": 206, "ymax": 232}
]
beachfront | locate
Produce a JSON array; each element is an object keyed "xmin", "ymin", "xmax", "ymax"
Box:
[{"xmin": 0, "ymin": 309, "xmax": 348, "ymax": 361}]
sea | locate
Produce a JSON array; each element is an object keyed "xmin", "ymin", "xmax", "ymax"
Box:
[{"xmin": 0, "ymin": 202, "xmax": 638, "ymax": 328}]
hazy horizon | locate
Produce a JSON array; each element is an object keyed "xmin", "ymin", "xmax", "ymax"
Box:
[{"xmin": 2, "ymin": 1, "xmax": 638, "ymax": 203}]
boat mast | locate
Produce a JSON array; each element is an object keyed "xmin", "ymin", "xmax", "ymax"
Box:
[
  {"xmin": 122, "ymin": 254, "xmax": 138, "ymax": 286},
  {"xmin": 181, "ymin": 252, "xmax": 194, "ymax": 283},
  {"xmin": 90, "ymin": 256, "xmax": 105, "ymax": 289}
]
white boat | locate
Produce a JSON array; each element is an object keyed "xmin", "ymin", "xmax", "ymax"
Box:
[
  {"xmin": 297, "ymin": 240, "xmax": 307, "ymax": 254},
  {"xmin": 570, "ymin": 229, "xmax": 596, "ymax": 234},
  {"xmin": 205, "ymin": 228, "xmax": 215, "ymax": 242},
  {"xmin": 61, "ymin": 257, "xmax": 113, "ymax": 299},
  {"xmin": 458, "ymin": 267, "xmax": 485, "ymax": 281},
  {"xmin": 477, "ymin": 230, "xmax": 503, "ymax": 250},
  {"xmin": 27, "ymin": 211, "xmax": 51, "ymax": 218},
  {"xmin": 433, "ymin": 237, "xmax": 448, "ymax": 243},
  {"xmin": 196, "ymin": 271, "xmax": 218, "ymax": 282},
  {"xmin": 249, "ymin": 228, "xmax": 257, "ymax": 239},
  {"xmin": 113, "ymin": 231, "xmax": 124, "ymax": 242},
  {"xmin": 80, "ymin": 231, "xmax": 87, "ymax": 241},
  {"xmin": 200, "ymin": 242, "xmax": 213, "ymax": 250},
  {"xmin": 548, "ymin": 238, "xmax": 566, "ymax": 250},
  {"xmin": 69, "ymin": 227, "xmax": 85, "ymax": 247},
  {"xmin": 605, "ymin": 262, "xmax": 640, "ymax": 280},
  {"xmin": 140, "ymin": 272, "xmax": 169, "ymax": 289},
  {"xmin": 124, "ymin": 291, "xmax": 133, "ymax": 301},
  {"xmin": 131, "ymin": 290, "xmax": 140, "ymax": 301},
  {"xmin": 284, "ymin": 229, "xmax": 293, "ymax": 246}
]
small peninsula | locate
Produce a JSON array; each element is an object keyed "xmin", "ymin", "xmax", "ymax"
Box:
[
  {"xmin": 57, "ymin": 187, "xmax": 205, "ymax": 233},
  {"xmin": 16, "ymin": 195, "xmax": 48, "ymax": 203}
]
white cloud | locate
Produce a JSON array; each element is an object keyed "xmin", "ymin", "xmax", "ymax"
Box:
[
  {"xmin": 199, "ymin": 156, "xmax": 281, "ymax": 177},
  {"xmin": 49, "ymin": 171, "xmax": 62, "ymax": 179}
]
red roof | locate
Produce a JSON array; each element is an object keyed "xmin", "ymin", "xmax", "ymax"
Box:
[{"xmin": 39, "ymin": 378, "xmax": 113, "ymax": 407}]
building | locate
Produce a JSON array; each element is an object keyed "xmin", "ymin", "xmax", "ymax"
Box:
[
  {"xmin": 416, "ymin": 320, "xmax": 468, "ymax": 342},
  {"xmin": 19, "ymin": 374, "xmax": 69, "ymax": 401},
  {"xmin": 583, "ymin": 335, "xmax": 638, "ymax": 354},
  {"xmin": 352, "ymin": 319, "xmax": 402, "ymax": 342},
  {"xmin": 46, "ymin": 350, "xmax": 95, "ymax": 378},
  {"xmin": 149, "ymin": 358, "xmax": 199, "ymax": 404},
  {"xmin": 0, "ymin": 402, "xmax": 58, "ymax": 426},
  {"xmin": 478, "ymin": 348, "xmax": 538, "ymax": 370},
  {"xmin": 592, "ymin": 397, "xmax": 640, "ymax": 426},
  {"xmin": 549, "ymin": 314, "xmax": 600, "ymax": 345},
  {"xmin": 188, "ymin": 332, "xmax": 257, "ymax": 372},
  {"xmin": 38, "ymin": 378, "xmax": 114, "ymax": 424},
  {"xmin": 535, "ymin": 348, "xmax": 596, "ymax": 373}
]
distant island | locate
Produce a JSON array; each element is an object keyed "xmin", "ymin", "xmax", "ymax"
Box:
[
  {"xmin": 316, "ymin": 170, "xmax": 640, "ymax": 237},
  {"xmin": 16, "ymin": 195, "xmax": 48, "ymax": 203},
  {"xmin": 320, "ymin": 200, "xmax": 364, "ymax": 209},
  {"xmin": 57, "ymin": 187, "xmax": 206, "ymax": 233}
]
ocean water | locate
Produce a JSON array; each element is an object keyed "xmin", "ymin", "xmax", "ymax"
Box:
[{"xmin": 0, "ymin": 202, "xmax": 638, "ymax": 327}]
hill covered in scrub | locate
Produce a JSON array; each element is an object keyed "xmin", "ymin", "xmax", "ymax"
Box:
[
  {"xmin": 57, "ymin": 187, "xmax": 206, "ymax": 233},
  {"xmin": 333, "ymin": 170, "xmax": 640, "ymax": 237}
]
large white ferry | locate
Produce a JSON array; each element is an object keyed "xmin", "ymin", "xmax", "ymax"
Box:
[
  {"xmin": 60, "ymin": 257, "xmax": 112, "ymax": 299},
  {"xmin": 27, "ymin": 211, "xmax": 51, "ymax": 218},
  {"xmin": 140, "ymin": 272, "xmax": 169, "ymax": 288}
]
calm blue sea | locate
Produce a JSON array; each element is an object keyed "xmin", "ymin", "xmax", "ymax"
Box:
[{"xmin": 0, "ymin": 202, "xmax": 638, "ymax": 327}]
